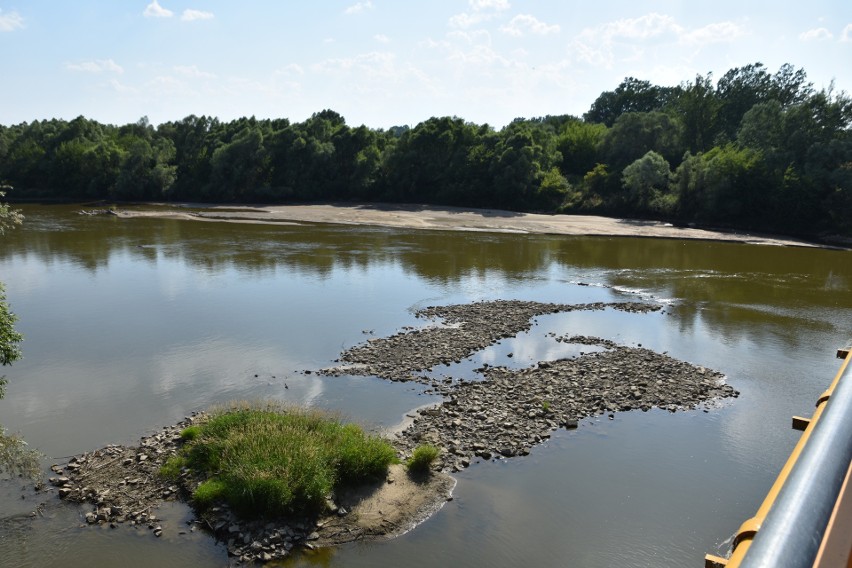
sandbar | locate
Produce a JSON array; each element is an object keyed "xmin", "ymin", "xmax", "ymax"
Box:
[{"xmin": 114, "ymin": 202, "xmax": 825, "ymax": 248}]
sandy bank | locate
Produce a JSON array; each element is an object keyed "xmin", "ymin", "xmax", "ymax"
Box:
[{"xmin": 114, "ymin": 202, "xmax": 823, "ymax": 248}]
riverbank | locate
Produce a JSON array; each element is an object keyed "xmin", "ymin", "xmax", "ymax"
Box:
[{"xmin": 111, "ymin": 202, "xmax": 827, "ymax": 248}]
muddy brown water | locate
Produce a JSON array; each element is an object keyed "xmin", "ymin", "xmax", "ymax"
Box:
[{"xmin": 0, "ymin": 204, "xmax": 850, "ymax": 567}]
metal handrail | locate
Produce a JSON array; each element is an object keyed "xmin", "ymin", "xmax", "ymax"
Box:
[
  {"xmin": 738, "ymin": 350, "xmax": 852, "ymax": 567},
  {"xmin": 711, "ymin": 349, "xmax": 852, "ymax": 567}
]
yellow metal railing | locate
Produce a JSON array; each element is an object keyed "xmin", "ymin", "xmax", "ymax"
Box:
[{"xmin": 706, "ymin": 344, "xmax": 852, "ymax": 568}]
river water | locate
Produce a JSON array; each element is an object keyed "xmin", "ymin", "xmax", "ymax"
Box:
[{"xmin": 0, "ymin": 204, "xmax": 849, "ymax": 567}]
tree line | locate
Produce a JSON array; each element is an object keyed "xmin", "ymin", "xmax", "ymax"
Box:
[{"xmin": 1, "ymin": 62, "xmax": 850, "ymax": 237}]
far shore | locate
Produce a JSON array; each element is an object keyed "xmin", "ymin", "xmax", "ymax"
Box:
[{"xmin": 108, "ymin": 202, "xmax": 837, "ymax": 249}]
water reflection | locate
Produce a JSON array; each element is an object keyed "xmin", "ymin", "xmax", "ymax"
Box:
[{"xmin": 5, "ymin": 207, "xmax": 849, "ymax": 307}]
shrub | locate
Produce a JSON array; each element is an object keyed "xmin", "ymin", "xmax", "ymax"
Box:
[{"xmin": 407, "ymin": 444, "xmax": 440, "ymax": 474}]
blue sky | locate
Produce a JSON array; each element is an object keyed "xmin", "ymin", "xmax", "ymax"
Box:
[{"xmin": 1, "ymin": 1, "xmax": 850, "ymax": 128}]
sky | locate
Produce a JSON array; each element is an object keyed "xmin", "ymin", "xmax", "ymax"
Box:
[{"xmin": 0, "ymin": 1, "xmax": 850, "ymax": 129}]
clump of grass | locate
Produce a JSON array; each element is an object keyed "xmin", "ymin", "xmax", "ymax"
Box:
[
  {"xmin": 159, "ymin": 455, "xmax": 188, "ymax": 480},
  {"xmin": 541, "ymin": 400, "xmax": 551, "ymax": 413},
  {"xmin": 193, "ymin": 479, "xmax": 227, "ymax": 508},
  {"xmin": 180, "ymin": 425, "xmax": 202, "ymax": 441},
  {"xmin": 407, "ymin": 444, "xmax": 440, "ymax": 474},
  {"xmin": 168, "ymin": 402, "xmax": 398, "ymax": 518}
]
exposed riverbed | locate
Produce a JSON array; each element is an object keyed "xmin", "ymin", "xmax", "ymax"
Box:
[{"xmin": 49, "ymin": 299, "xmax": 737, "ymax": 564}]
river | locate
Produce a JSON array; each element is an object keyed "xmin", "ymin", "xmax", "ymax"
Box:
[{"xmin": 0, "ymin": 204, "xmax": 850, "ymax": 567}]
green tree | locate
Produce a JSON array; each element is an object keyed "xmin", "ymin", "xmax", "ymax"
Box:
[
  {"xmin": 381, "ymin": 116, "xmax": 485, "ymax": 205},
  {"xmin": 113, "ymin": 136, "xmax": 176, "ymax": 200},
  {"xmin": 158, "ymin": 115, "xmax": 218, "ymax": 200},
  {"xmin": 0, "ymin": 191, "xmax": 22, "ymax": 236},
  {"xmin": 737, "ymin": 101, "xmax": 785, "ymax": 154},
  {"xmin": 668, "ymin": 73, "xmax": 720, "ymax": 153},
  {"xmin": 715, "ymin": 63, "xmax": 774, "ymax": 141},
  {"xmin": 207, "ymin": 125, "xmax": 269, "ymax": 200},
  {"xmin": 622, "ymin": 151, "xmax": 672, "ymax": 212},
  {"xmin": 557, "ymin": 120, "xmax": 607, "ymax": 176},
  {"xmin": 673, "ymin": 144, "xmax": 766, "ymax": 225},
  {"xmin": 584, "ymin": 77, "xmax": 676, "ymax": 126},
  {"xmin": 491, "ymin": 121, "xmax": 562, "ymax": 210},
  {"xmin": 582, "ymin": 163, "xmax": 612, "ymax": 199},
  {"xmin": 536, "ymin": 167, "xmax": 570, "ymax": 210},
  {"xmin": 0, "ymin": 196, "xmax": 39, "ymax": 479},
  {"xmin": 0, "ymin": 191, "xmax": 24, "ymax": 390},
  {"xmin": 0, "ymin": 282, "xmax": 22, "ymax": 397},
  {"xmin": 601, "ymin": 111, "xmax": 684, "ymax": 169}
]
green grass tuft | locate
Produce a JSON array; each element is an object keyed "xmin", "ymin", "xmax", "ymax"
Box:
[
  {"xmin": 407, "ymin": 444, "xmax": 440, "ymax": 474},
  {"xmin": 193, "ymin": 479, "xmax": 227, "ymax": 507},
  {"xmin": 180, "ymin": 425, "xmax": 202, "ymax": 441},
  {"xmin": 166, "ymin": 402, "xmax": 398, "ymax": 518},
  {"xmin": 159, "ymin": 455, "xmax": 188, "ymax": 480}
]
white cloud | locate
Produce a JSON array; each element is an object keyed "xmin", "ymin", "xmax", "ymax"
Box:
[
  {"xmin": 66, "ymin": 59, "xmax": 124, "ymax": 74},
  {"xmin": 572, "ymin": 13, "xmax": 745, "ymax": 68},
  {"xmin": 449, "ymin": 13, "xmax": 481, "ymax": 29},
  {"xmin": 450, "ymin": 0, "xmax": 511, "ymax": 28},
  {"xmin": 181, "ymin": 9, "xmax": 214, "ymax": 21},
  {"xmin": 275, "ymin": 63, "xmax": 304, "ymax": 76},
  {"xmin": 344, "ymin": 1, "xmax": 374, "ymax": 15},
  {"xmin": 681, "ymin": 21, "xmax": 745, "ymax": 45},
  {"xmin": 143, "ymin": 0, "xmax": 173, "ymax": 18},
  {"xmin": 448, "ymin": 29, "xmax": 492, "ymax": 45},
  {"xmin": 500, "ymin": 14, "xmax": 560, "ymax": 37},
  {"xmin": 310, "ymin": 51, "xmax": 441, "ymax": 103},
  {"xmin": 469, "ymin": 0, "xmax": 510, "ymax": 11},
  {"xmin": 0, "ymin": 9, "xmax": 24, "ymax": 31},
  {"xmin": 147, "ymin": 75, "xmax": 195, "ymax": 97},
  {"xmin": 109, "ymin": 79, "xmax": 137, "ymax": 94},
  {"xmin": 374, "ymin": 34, "xmax": 390, "ymax": 43},
  {"xmin": 173, "ymin": 65, "xmax": 216, "ymax": 78},
  {"xmin": 798, "ymin": 27, "xmax": 833, "ymax": 42},
  {"xmin": 314, "ymin": 51, "xmax": 396, "ymax": 75},
  {"xmin": 605, "ymin": 13, "xmax": 682, "ymax": 40},
  {"xmin": 448, "ymin": 43, "xmax": 510, "ymax": 67},
  {"xmin": 572, "ymin": 13, "xmax": 680, "ymax": 66},
  {"xmin": 842, "ymin": 24, "xmax": 852, "ymax": 43}
]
